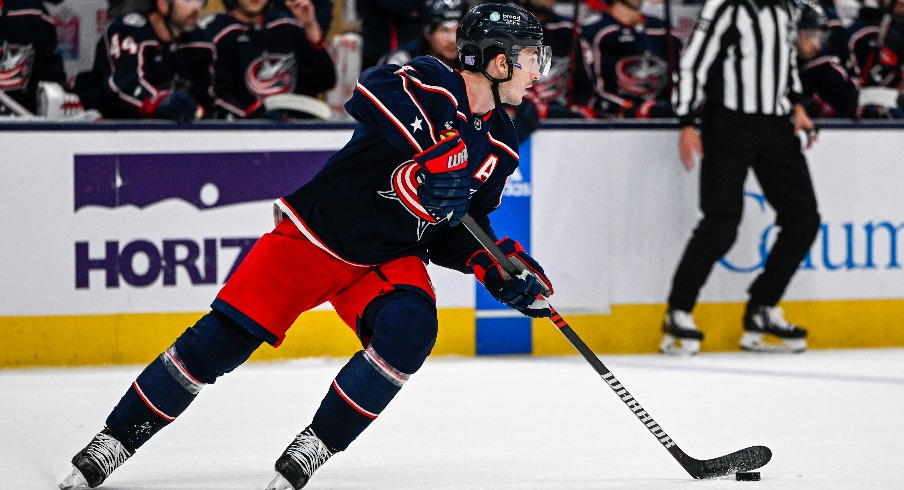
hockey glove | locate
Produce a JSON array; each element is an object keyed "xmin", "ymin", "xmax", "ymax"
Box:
[
  {"xmin": 414, "ymin": 130, "xmax": 470, "ymax": 227},
  {"xmin": 467, "ymin": 237, "xmax": 554, "ymax": 318},
  {"xmin": 141, "ymin": 91, "xmax": 200, "ymax": 122}
]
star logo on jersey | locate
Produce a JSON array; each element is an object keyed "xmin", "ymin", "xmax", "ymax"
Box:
[
  {"xmin": 410, "ymin": 116, "xmax": 423, "ymax": 132},
  {"xmin": 378, "ymin": 161, "xmax": 441, "ymax": 240},
  {"xmin": 0, "ymin": 42, "xmax": 34, "ymax": 91},
  {"xmin": 246, "ymin": 52, "xmax": 297, "ymax": 97}
]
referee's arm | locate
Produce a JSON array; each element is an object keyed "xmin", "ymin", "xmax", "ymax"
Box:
[
  {"xmin": 672, "ymin": 0, "xmax": 736, "ymax": 170},
  {"xmin": 672, "ymin": 0, "xmax": 737, "ymax": 128},
  {"xmin": 787, "ymin": 33, "xmax": 819, "ymax": 148}
]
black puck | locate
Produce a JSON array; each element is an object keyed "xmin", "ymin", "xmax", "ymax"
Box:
[{"xmin": 736, "ymin": 471, "xmax": 761, "ymax": 481}]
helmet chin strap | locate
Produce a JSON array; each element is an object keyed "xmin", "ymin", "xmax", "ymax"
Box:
[{"xmin": 480, "ymin": 59, "xmax": 514, "ymax": 108}]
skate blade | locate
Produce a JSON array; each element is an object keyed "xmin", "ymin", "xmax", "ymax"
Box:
[
  {"xmin": 740, "ymin": 332, "xmax": 806, "ymax": 353},
  {"xmin": 659, "ymin": 334, "xmax": 700, "ymax": 355},
  {"xmin": 59, "ymin": 466, "xmax": 89, "ymax": 489},
  {"xmin": 265, "ymin": 472, "xmax": 296, "ymax": 490}
]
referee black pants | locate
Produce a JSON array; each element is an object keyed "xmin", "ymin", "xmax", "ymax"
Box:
[{"xmin": 668, "ymin": 106, "xmax": 820, "ymax": 312}]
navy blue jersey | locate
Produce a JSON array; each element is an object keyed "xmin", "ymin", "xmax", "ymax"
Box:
[
  {"xmin": 576, "ymin": 13, "xmax": 681, "ymax": 117},
  {"xmin": 275, "ymin": 56, "xmax": 520, "ymax": 269},
  {"xmin": 523, "ymin": 11, "xmax": 580, "ymax": 118},
  {"xmin": 74, "ymin": 12, "xmax": 214, "ymax": 119},
  {"xmin": 202, "ymin": 12, "xmax": 336, "ymax": 118},
  {"xmin": 847, "ymin": 7, "xmax": 904, "ymax": 88},
  {"xmin": 799, "ymin": 52, "xmax": 858, "ymax": 118},
  {"xmin": 0, "ymin": 0, "xmax": 66, "ymax": 114},
  {"xmin": 378, "ymin": 38, "xmax": 426, "ymax": 67}
]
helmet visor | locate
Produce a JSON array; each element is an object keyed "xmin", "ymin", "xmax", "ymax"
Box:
[{"xmin": 513, "ymin": 45, "xmax": 552, "ymax": 77}]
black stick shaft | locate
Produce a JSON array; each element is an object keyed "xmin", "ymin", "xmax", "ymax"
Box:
[{"xmin": 459, "ymin": 213, "xmax": 771, "ymax": 479}]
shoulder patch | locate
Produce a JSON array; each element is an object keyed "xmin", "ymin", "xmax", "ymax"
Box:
[{"xmin": 123, "ymin": 13, "xmax": 147, "ymax": 28}]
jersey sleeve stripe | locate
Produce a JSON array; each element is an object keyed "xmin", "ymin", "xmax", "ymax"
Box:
[
  {"xmin": 212, "ymin": 24, "xmax": 246, "ymax": 44},
  {"xmin": 400, "ymin": 75, "xmax": 438, "ymax": 144},
  {"xmin": 401, "ymin": 69, "xmax": 459, "ymax": 108},
  {"xmin": 355, "ymin": 82, "xmax": 423, "ymax": 152},
  {"xmin": 488, "ymin": 133, "xmax": 519, "ymax": 160}
]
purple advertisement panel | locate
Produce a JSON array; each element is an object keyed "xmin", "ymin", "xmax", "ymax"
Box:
[{"xmin": 74, "ymin": 151, "xmax": 334, "ymax": 212}]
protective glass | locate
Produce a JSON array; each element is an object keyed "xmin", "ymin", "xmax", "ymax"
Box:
[{"xmin": 512, "ymin": 45, "xmax": 552, "ymax": 77}]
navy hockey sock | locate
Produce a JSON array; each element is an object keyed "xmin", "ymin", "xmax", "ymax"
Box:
[
  {"xmin": 311, "ymin": 350, "xmax": 401, "ymax": 451},
  {"xmin": 311, "ymin": 291, "xmax": 437, "ymax": 451},
  {"xmin": 106, "ymin": 311, "xmax": 262, "ymax": 449}
]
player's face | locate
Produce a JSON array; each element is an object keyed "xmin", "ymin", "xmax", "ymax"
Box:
[
  {"xmin": 797, "ymin": 29, "xmax": 825, "ymax": 61},
  {"xmin": 237, "ymin": 0, "xmax": 269, "ymax": 16},
  {"xmin": 168, "ymin": 0, "xmax": 204, "ymax": 32},
  {"xmin": 499, "ymin": 48, "xmax": 542, "ymax": 105},
  {"xmin": 427, "ymin": 23, "xmax": 458, "ymax": 64}
]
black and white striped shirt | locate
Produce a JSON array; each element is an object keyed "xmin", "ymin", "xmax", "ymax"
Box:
[{"xmin": 673, "ymin": 0, "xmax": 803, "ymax": 126}]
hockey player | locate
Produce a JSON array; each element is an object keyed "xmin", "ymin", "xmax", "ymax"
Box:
[
  {"xmin": 203, "ymin": 0, "xmax": 337, "ymax": 119},
  {"xmin": 516, "ymin": 0, "xmax": 590, "ymax": 119},
  {"xmin": 72, "ymin": 0, "xmax": 214, "ymax": 121},
  {"xmin": 59, "ymin": 3, "xmax": 553, "ymax": 489},
  {"xmin": 379, "ymin": 0, "xmax": 465, "ymax": 69},
  {"xmin": 847, "ymin": 0, "xmax": 904, "ymax": 88},
  {"xmin": 0, "ymin": 0, "xmax": 67, "ymax": 116},
  {"xmin": 797, "ymin": 0, "xmax": 860, "ymax": 118},
  {"xmin": 574, "ymin": 0, "xmax": 682, "ymax": 118}
]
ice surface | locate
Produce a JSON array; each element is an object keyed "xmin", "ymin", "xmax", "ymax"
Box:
[{"xmin": 2, "ymin": 349, "xmax": 903, "ymax": 489}]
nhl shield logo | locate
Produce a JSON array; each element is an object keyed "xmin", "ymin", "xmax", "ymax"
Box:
[{"xmin": 474, "ymin": 117, "xmax": 482, "ymax": 130}]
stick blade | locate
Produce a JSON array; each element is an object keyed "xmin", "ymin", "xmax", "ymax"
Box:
[{"xmin": 694, "ymin": 445, "xmax": 772, "ymax": 479}]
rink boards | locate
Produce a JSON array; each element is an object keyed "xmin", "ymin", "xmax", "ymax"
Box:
[{"xmin": 2, "ymin": 121, "xmax": 903, "ymax": 367}]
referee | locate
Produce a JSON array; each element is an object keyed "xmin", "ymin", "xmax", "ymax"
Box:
[{"xmin": 659, "ymin": 0, "xmax": 821, "ymax": 355}]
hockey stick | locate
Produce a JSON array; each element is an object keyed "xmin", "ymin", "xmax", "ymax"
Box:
[{"xmin": 460, "ymin": 214, "xmax": 771, "ymax": 479}]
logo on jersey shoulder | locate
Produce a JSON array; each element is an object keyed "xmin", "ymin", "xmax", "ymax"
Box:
[
  {"xmin": 615, "ymin": 54, "xmax": 669, "ymax": 98},
  {"xmin": 0, "ymin": 42, "xmax": 34, "ymax": 91},
  {"xmin": 246, "ymin": 52, "xmax": 297, "ymax": 97}
]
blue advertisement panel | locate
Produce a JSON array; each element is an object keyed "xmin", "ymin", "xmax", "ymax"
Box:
[{"xmin": 475, "ymin": 139, "xmax": 533, "ymax": 355}]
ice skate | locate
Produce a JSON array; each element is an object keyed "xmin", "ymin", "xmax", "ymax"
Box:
[
  {"xmin": 660, "ymin": 309, "xmax": 704, "ymax": 355},
  {"xmin": 740, "ymin": 306, "xmax": 807, "ymax": 353},
  {"xmin": 59, "ymin": 428, "xmax": 134, "ymax": 489},
  {"xmin": 265, "ymin": 426, "xmax": 336, "ymax": 490}
]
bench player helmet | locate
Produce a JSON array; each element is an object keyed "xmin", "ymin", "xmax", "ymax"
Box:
[
  {"xmin": 423, "ymin": 0, "xmax": 465, "ymax": 33},
  {"xmin": 797, "ymin": 0, "xmax": 828, "ymax": 31},
  {"xmin": 457, "ymin": 3, "xmax": 550, "ymax": 83}
]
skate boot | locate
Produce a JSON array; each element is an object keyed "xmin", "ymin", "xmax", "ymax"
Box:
[
  {"xmin": 659, "ymin": 309, "xmax": 704, "ymax": 355},
  {"xmin": 265, "ymin": 426, "xmax": 336, "ymax": 490},
  {"xmin": 59, "ymin": 428, "xmax": 134, "ymax": 489},
  {"xmin": 740, "ymin": 305, "xmax": 807, "ymax": 353}
]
